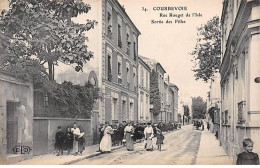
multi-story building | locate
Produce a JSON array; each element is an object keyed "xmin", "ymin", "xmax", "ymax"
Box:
[
  {"xmin": 220, "ymin": 0, "xmax": 260, "ymax": 162},
  {"xmin": 170, "ymin": 83, "xmax": 179, "ymax": 122},
  {"xmin": 55, "ymin": 0, "xmax": 140, "ymax": 138},
  {"xmin": 139, "ymin": 56, "xmax": 166, "ymax": 123},
  {"xmin": 138, "ymin": 56, "xmax": 151, "ymax": 123}
]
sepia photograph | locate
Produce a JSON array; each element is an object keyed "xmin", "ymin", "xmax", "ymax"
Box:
[{"xmin": 0, "ymin": 0, "xmax": 260, "ymax": 166}]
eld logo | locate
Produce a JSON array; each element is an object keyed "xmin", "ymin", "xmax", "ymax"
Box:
[{"xmin": 13, "ymin": 145, "xmax": 32, "ymax": 154}]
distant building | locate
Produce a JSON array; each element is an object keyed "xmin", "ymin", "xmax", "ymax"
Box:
[
  {"xmin": 169, "ymin": 83, "xmax": 179, "ymax": 122},
  {"xmin": 220, "ymin": 0, "xmax": 260, "ymax": 163},
  {"xmin": 138, "ymin": 56, "xmax": 151, "ymax": 123},
  {"xmin": 140, "ymin": 56, "xmax": 166, "ymax": 123}
]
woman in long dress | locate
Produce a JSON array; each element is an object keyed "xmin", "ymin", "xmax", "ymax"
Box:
[
  {"xmin": 124, "ymin": 122, "xmax": 135, "ymax": 151},
  {"xmin": 144, "ymin": 122, "xmax": 154, "ymax": 151},
  {"xmin": 100, "ymin": 122, "xmax": 113, "ymax": 153}
]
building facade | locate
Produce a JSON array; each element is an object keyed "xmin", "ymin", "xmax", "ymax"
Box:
[
  {"xmin": 170, "ymin": 83, "xmax": 179, "ymax": 122},
  {"xmin": 220, "ymin": 0, "xmax": 260, "ymax": 162},
  {"xmin": 138, "ymin": 57, "xmax": 151, "ymax": 123},
  {"xmin": 206, "ymin": 73, "xmax": 221, "ymax": 134},
  {"xmin": 140, "ymin": 56, "xmax": 166, "ymax": 123},
  {"xmin": 0, "ymin": 71, "xmax": 34, "ymax": 164}
]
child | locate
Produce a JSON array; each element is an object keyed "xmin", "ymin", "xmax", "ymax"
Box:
[
  {"xmin": 236, "ymin": 138, "xmax": 259, "ymax": 165},
  {"xmin": 64, "ymin": 127, "xmax": 74, "ymax": 155},
  {"xmin": 55, "ymin": 126, "xmax": 64, "ymax": 156},
  {"xmin": 155, "ymin": 125, "xmax": 164, "ymax": 151}
]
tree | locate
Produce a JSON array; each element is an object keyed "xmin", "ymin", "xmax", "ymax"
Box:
[
  {"xmin": 0, "ymin": 0, "xmax": 97, "ymax": 81},
  {"xmin": 183, "ymin": 105, "xmax": 190, "ymax": 118},
  {"xmin": 150, "ymin": 69, "xmax": 161, "ymax": 116},
  {"xmin": 190, "ymin": 16, "xmax": 221, "ymax": 82},
  {"xmin": 192, "ymin": 96, "xmax": 207, "ymax": 119}
]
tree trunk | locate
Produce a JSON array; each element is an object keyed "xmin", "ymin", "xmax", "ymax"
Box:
[{"xmin": 48, "ymin": 61, "xmax": 54, "ymax": 81}]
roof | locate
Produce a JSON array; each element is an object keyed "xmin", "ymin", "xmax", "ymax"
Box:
[
  {"xmin": 139, "ymin": 56, "xmax": 166, "ymax": 73},
  {"xmin": 114, "ymin": 0, "xmax": 141, "ymax": 35},
  {"xmin": 169, "ymin": 83, "xmax": 179, "ymax": 91},
  {"xmin": 138, "ymin": 56, "xmax": 151, "ymax": 72}
]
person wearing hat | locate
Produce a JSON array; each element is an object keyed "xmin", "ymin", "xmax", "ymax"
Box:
[
  {"xmin": 124, "ymin": 122, "xmax": 135, "ymax": 151},
  {"xmin": 64, "ymin": 127, "xmax": 74, "ymax": 155},
  {"xmin": 55, "ymin": 126, "xmax": 65, "ymax": 156},
  {"xmin": 100, "ymin": 121, "xmax": 114, "ymax": 153},
  {"xmin": 76, "ymin": 132, "xmax": 86, "ymax": 156},
  {"xmin": 144, "ymin": 122, "xmax": 154, "ymax": 151}
]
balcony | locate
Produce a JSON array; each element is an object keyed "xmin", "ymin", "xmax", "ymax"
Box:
[
  {"xmin": 118, "ymin": 78, "xmax": 122, "ymax": 85},
  {"xmin": 237, "ymin": 101, "xmax": 246, "ymax": 124}
]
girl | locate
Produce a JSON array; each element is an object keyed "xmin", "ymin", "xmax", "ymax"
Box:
[
  {"xmin": 236, "ymin": 138, "xmax": 259, "ymax": 165},
  {"xmin": 155, "ymin": 125, "xmax": 164, "ymax": 151}
]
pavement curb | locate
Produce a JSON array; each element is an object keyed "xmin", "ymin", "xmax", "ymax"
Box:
[{"xmin": 63, "ymin": 143, "xmax": 126, "ymax": 165}]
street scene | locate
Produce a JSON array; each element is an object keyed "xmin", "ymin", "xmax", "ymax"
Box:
[
  {"xmin": 0, "ymin": 0, "xmax": 260, "ymax": 166},
  {"xmin": 74, "ymin": 125, "xmax": 202, "ymax": 165}
]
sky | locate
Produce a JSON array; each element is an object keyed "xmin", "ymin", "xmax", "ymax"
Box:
[
  {"xmin": 0, "ymin": 0, "xmax": 223, "ymax": 103},
  {"xmin": 118, "ymin": 0, "xmax": 223, "ymax": 103}
]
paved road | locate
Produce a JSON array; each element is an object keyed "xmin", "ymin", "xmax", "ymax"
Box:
[{"xmin": 73, "ymin": 125, "xmax": 202, "ymax": 165}]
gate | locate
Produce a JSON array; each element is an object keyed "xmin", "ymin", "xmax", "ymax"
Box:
[
  {"xmin": 6, "ymin": 102, "xmax": 19, "ymax": 154},
  {"xmin": 33, "ymin": 119, "xmax": 48, "ymax": 155}
]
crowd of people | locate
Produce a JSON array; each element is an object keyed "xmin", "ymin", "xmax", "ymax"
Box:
[
  {"xmin": 97, "ymin": 121, "xmax": 180, "ymax": 153},
  {"xmin": 54, "ymin": 121, "xmax": 179, "ymax": 156},
  {"xmin": 55, "ymin": 123, "xmax": 86, "ymax": 156}
]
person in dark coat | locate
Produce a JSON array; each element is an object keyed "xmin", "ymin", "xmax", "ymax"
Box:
[
  {"xmin": 55, "ymin": 126, "xmax": 65, "ymax": 156},
  {"xmin": 236, "ymin": 138, "xmax": 259, "ymax": 165},
  {"xmin": 64, "ymin": 127, "xmax": 74, "ymax": 155},
  {"xmin": 207, "ymin": 122, "xmax": 210, "ymax": 130},
  {"xmin": 155, "ymin": 125, "xmax": 164, "ymax": 151},
  {"xmin": 96, "ymin": 123, "xmax": 104, "ymax": 152},
  {"xmin": 76, "ymin": 132, "xmax": 86, "ymax": 156}
]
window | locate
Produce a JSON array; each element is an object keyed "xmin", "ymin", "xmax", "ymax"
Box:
[
  {"xmin": 141, "ymin": 68, "xmax": 144, "ymax": 87},
  {"xmin": 108, "ymin": 55, "xmax": 112, "ymax": 81},
  {"xmin": 107, "ymin": 47, "xmax": 112, "ymax": 81},
  {"xmin": 43, "ymin": 93, "xmax": 48, "ymax": 108},
  {"xmin": 117, "ymin": 16, "xmax": 122, "ymax": 48},
  {"xmin": 118, "ymin": 62, "xmax": 121, "ymax": 76},
  {"xmin": 118, "ymin": 56, "xmax": 122, "ymax": 84},
  {"xmin": 107, "ymin": 3, "xmax": 112, "ymax": 39},
  {"xmin": 146, "ymin": 72, "xmax": 148, "ymax": 89},
  {"xmin": 133, "ymin": 42, "xmax": 136, "ymax": 61}
]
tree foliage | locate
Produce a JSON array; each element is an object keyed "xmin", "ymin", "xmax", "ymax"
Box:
[
  {"xmin": 192, "ymin": 96, "xmax": 207, "ymax": 119},
  {"xmin": 183, "ymin": 105, "xmax": 190, "ymax": 117},
  {"xmin": 0, "ymin": 0, "xmax": 97, "ymax": 80},
  {"xmin": 190, "ymin": 16, "xmax": 221, "ymax": 82},
  {"xmin": 150, "ymin": 69, "xmax": 161, "ymax": 116}
]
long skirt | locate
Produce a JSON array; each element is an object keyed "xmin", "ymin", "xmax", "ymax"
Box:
[
  {"xmin": 72, "ymin": 140, "xmax": 78, "ymax": 154},
  {"xmin": 100, "ymin": 134, "xmax": 112, "ymax": 152},
  {"xmin": 78, "ymin": 138, "xmax": 85, "ymax": 153},
  {"xmin": 125, "ymin": 132, "xmax": 134, "ymax": 150},
  {"xmin": 146, "ymin": 133, "xmax": 153, "ymax": 150}
]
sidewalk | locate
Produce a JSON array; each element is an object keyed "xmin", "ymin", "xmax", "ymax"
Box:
[
  {"xmin": 195, "ymin": 129, "xmax": 232, "ymax": 165},
  {"xmin": 14, "ymin": 144, "xmax": 124, "ymax": 165}
]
